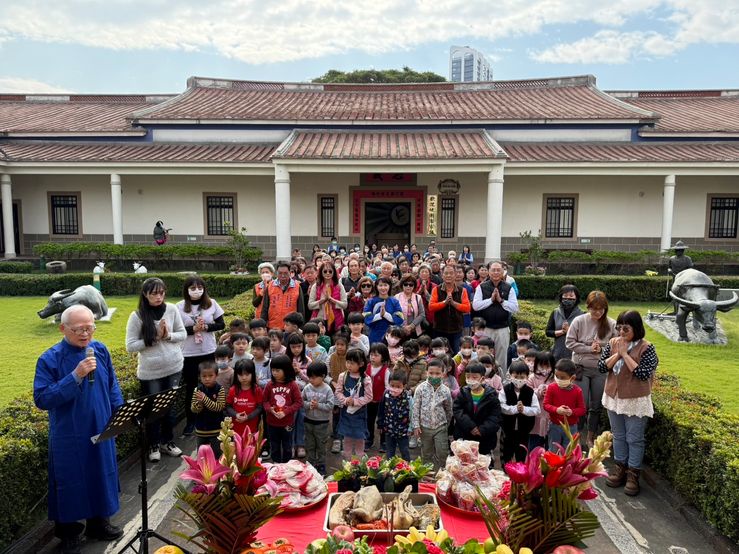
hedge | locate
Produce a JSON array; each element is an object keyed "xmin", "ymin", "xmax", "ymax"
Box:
[
  {"xmin": 32, "ymin": 241, "xmax": 260, "ymax": 261},
  {"xmin": 647, "ymin": 374, "xmax": 739, "ymax": 542},
  {"xmin": 0, "ymin": 348, "xmax": 141, "ymax": 551},
  {"xmin": 0, "ymin": 272, "xmax": 260, "ymax": 297},
  {"xmin": 0, "ymin": 261, "xmax": 34, "ymax": 273}
]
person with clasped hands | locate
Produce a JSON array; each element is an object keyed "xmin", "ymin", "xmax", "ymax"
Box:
[{"xmin": 34, "ymin": 305, "xmax": 124, "ymax": 554}]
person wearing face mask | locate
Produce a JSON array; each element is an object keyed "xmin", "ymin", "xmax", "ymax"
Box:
[
  {"xmin": 546, "ymin": 285, "xmax": 584, "ymax": 362},
  {"xmin": 453, "ymin": 362, "xmax": 502, "ymax": 458},
  {"xmin": 411, "ymin": 359, "xmax": 453, "ymax": 470},
  {"xmin": 252, "ymin": 262, "xmax": 276, "ymax": 310},
  {"xmin": 543, "ymin": 359, "xmax": 586, "ymax": 451},
  {"xmin": 377, "ymin": 372, "xmax": 413, "ymax": 460},
  {"xmin": 177, "ymin": 275, "xmax": 226, "ymax": 437},
  {"xmin": 498, "ymin": 361, "xmax": 540, "ymax": 466},
  {"xmin": 214, "ymin": 344, "xmax": 234, "ymax": 390}
]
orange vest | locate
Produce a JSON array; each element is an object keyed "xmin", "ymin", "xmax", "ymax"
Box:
[{"xmin": 264, "ymin": 280, "xmax": 301, "ymax": 330}]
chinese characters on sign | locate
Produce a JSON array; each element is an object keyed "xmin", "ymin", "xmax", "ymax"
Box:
[
  {"xmin": 361, "ymin": 173, "xmax": 417, "ymax": 185},
  {"xmin": 427, "ymin": 195, "xmax": 437, "ymax": 236}
]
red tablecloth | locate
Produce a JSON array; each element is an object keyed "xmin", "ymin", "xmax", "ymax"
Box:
[{"xmin": 257, "ymin": 482, "xmax": 489, "ymax": 551}]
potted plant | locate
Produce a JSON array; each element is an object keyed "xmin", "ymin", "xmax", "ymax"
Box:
[
  {"xmin": 174, "ymin": 419, "xmax": 283, "ymax": 553},
  {"xmin": 388, "ymin": 456, "xmax": 433, "ymax": 493},
  {"xmin": 332, "ymin": 457, "xmax": 366, "ymax": 492}
]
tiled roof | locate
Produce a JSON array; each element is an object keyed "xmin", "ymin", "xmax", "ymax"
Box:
[
  {"xmin": 274, "ymin": 130, "xmax": 505, "ymax": 160},
  {"xmin": 503, "ymin": 142, "xmax": 739, "ymax": 163},
  {"xmin": 132, "ymin": 75, "xmax": 655, "ymax": 124},
  {"xmin": 611, "ymin": 91, "xmax": 739, "ymax": 135},
  {"xmin": 0, "ymin": 95, "xmax": 173, "ymax": 134},
  {"xmin": 0, "ymin": 141, "xmax": 276, "ymax": 163}
]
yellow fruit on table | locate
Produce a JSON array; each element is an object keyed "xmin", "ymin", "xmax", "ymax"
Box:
[
  {"xmin": 153, "ymin": 547, "xmax": 184, "ymax": 554},
  {"xmin": 495, "ymin": 546, "xmax": 514, "ymax": 554},
  {"xmin": 519, "ymin": 549, "xmax": 534, "ymax": 554}
]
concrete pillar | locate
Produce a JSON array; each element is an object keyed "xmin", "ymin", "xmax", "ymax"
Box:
[
  {"xmin": 660, "ymin": 174, "xmax": 676, "ymax": 252},
  {"xmin": 110, "ymin": 173, "xmax": 123, "ymax": 245},
  {"xmin": 274, "ymin": 165, "xmax": 292, "ymax": 259},
  {"xmin": 1, "ymin": 174, "xmax": 15, "ymax": 259},
  {"xmin": 485, "ymin": 165, "xmax": 504, "ymax": 261}
]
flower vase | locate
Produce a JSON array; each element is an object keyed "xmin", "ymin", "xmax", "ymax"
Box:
[
  {"xmin": 394, "ymin": 478, "xmax": 419, "ymax": 493},
  {"xmin": 338, "ymin": 476, "xmax": 361, "ymax": 492}
]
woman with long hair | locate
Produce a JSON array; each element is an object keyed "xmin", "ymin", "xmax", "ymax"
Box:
[
  {"xmin": 565, "ymin": 290, "xmax": 617, "ymax": 448},
  {"xmin": 308, "ymin": 261, "xmax": 348, "ymax": 334},
  {"xmin": 348, "ymin": 275, "xmax": 375, "ymax": 315},
  {"xmin": 176, "ymin": 275, "xmax": 225, "ymax": 436},
  {"xmin": 394, "ymin": 273, "xmax": 426, "ymax": 338},
  {"xmin": 125, "ymin": 278, "xmax": 186, "ymax": 462}
]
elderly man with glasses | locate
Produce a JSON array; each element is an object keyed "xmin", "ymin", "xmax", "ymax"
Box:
[{"xmin": 34, "ymin": 305, "xmax": 124, "ymax": 554}]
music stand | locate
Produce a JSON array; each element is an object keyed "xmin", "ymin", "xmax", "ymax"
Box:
[{"xmin": 93, "ymin": 386, "xmax": 190, "ymax": 554}]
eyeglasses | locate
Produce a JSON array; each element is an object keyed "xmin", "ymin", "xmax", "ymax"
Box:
[
  {"xmin": 616, "ymin": 325, "xmax": 633, "ymax": 332},
  {"xmin": 69, "ymin": 325, "xmax": 96, "ymax": 336},
  {"xmin": 402, "ymin": 282, "xmax": 415, "ymax": 287},
  {"xmin": 360, "ymin": 284, "xmax": 373, "ymax": 289},
  {"xmin": 322, "ymin": 270, "xmax": 334, "ymax": 274}
]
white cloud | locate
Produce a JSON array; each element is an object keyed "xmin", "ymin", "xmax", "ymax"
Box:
[
  {"xmin": 0, "ymin": 0, "xmax": 735, "ymax": 65},
  {"xmin": 0, "ymin": 77, "xmax": 72, "ymax": 93}
]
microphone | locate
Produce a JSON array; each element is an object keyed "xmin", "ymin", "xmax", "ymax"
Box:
[{"xmin": 86, "ymin": 347, "xmax": 95, "ymax": 385}]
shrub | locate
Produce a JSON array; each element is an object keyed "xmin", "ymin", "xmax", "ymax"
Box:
[
  {"xmin": 0, "ymin": 347, "xmax": 141, "ymax": 550},
  {"xmin": 646, "ymin": 374, "xmax": 739, "ymax": 542},
  {"xmin": 220, "ymin": 291, "xmax": 256, "ymax": 323},
  {"xmin": 0, "ymin": 261, "xmax": 34, "ymax": 273},
  {"xmin": 511, "ymin": 300, "xmax": 554, "ymax": 351},
  {"xmin": 0, "ymin": 273, "xmax": 260, "ymax": 297}
]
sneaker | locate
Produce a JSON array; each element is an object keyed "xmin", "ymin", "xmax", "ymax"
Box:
[
  {"xmin": 161, "ymin": 441, "xmax": 183, "ymax": 457},
  {"xmin": 261, "ymin": 449, "xmax": 270, "ymax": 458},
  {"xmin": 60, "ymin": 536, "xmax": 83, "ymax": 554},
  {"xmin": 148, "ymin": 445, "xmax": 161, "ymax": 463},
  {"xmin": 85, "ymin": 521, "xmax": 123, "ymax": 541},
  {"xmin": 182, "ymin": 424, "xmax": 195, "ymax": 437},
  {"xmin": 296, "ymin": 446, "xmax": 307, "ymax": 458},
  {"xmin": 409, "ymin": 437, "xmax": 418, "ymax": 449},
  {"xmin": 331, "ymin": 440, "xmax": 341, "ymax": 454}
]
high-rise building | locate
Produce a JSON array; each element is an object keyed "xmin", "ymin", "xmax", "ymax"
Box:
[{"xmin": 449, "ymin": 46, "xmax": 493, "ymax": 82}]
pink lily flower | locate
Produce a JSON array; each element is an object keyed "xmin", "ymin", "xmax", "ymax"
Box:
[
  {"xmin": 181, "ymin": 445, "xmax": 231, "ymax": 494},
  {"xmin": 578, "ymin": 486, "xmax": 598, "ymax": 500},
  {"xmin": 505, "ymin": 462, "xmax": 529, "ymax": 485}
]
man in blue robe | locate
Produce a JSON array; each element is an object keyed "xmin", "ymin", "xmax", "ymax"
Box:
[{"xmin": 34, "ymin": 305, "xmax": 125, "ymax": 554}]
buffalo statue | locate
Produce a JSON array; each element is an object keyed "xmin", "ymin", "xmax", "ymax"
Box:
[
  {"xmin": 669, "ymin": 269, "xmax": 738, "ymax": 343},
  {"xmin": 38, "ymin": 285, "xmax": 109, "ymax": 321}
]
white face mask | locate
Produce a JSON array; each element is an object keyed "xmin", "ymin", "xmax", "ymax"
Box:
[
  {"xmin": 555, "ymin": 377, "xmax": 572, "ymax": 388},
  {"xmin": 261, "ymin": 271, "xmax": 272, "ymax": 283},
  {"xmin": 460, "ymin": 348, "xmax": 472, "ymax": 357},
  {"xmin": 512, "ymin": 378, "xmax": 527, "ymax": 389},
  {"xmin": 467, "ymin": 378, "xmax": 483, "ymax": 389},
  {"xmin": 432, "ymin": 349, "xmax": 446, "ymax": 357},
  {"xmin": 189, "ymin": 288, "xmax": 204, "ymax": 300}
]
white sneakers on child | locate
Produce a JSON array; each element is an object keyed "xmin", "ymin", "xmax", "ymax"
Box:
[
  {"xmin": 148, "ymin": 445, "xmax": 161, "ymax": 462},
  {"xmin": 409, "ymin": 437, "xmax": 418, "ymax": 449},
  {"xmin": 331, "ymin": 439, "xmax": 342, "ymax": 454},
  {"xmin": 161, "ymin": 441, "xmax": 183, "ymax": 457}
]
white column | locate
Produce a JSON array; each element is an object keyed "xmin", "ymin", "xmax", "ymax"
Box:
[
  {"xmin": 660, "ymin": 174, "xmax": 676, "ymax": 252},
  {"xmin": 0, "ymin": 174, "xmax": 15, "ymax": 259},
  {"xmin": 485, "ymin": 165, "xmax": 504, "ymax": 261},
  {"xmin": 274, "ymin": 165, "xmax": 292, "ymax": 259},
  {"xmin": 110, "ymin": 173, "xmax": 123, "ymax": 245}
]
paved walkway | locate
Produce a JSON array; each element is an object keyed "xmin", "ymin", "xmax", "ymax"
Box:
[{"xmin": 37, "ymin": 432, "xmax": 737, "ymax": 554}]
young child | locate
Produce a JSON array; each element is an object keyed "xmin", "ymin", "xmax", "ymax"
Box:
[
  {"xmin": 249, "ymin": 318, "xmax": 269, "ymax": 339},
  {"xmin": 543, "ymin": 359, "xmax": 585, "ymax": 451},
  {"xmin": 452, "ymin": 362, "xmax": 502, "ymax": 458},
  {"xmin": 507, "ymin": 322, "xmax": 538, "ymax": 368},
  {"xmin": 412, "ymin": 358, "xmax": 453, "ymax": 470},
  {"xmin": 394, "ymin": 339, "xmax": 428, "ymax": 394},
  {"xmin": 302, "ymin": 362, "xmax": 334, "ymax": 474},
  {"xmin": 385, "ymin": 326, "xmax": 405, "ymax": 364},
  {"xmin": 191, "ymin": 360, "xmax": 226, "ymax": 457},
  {"xmin": 219, "ymin": 318, "xmax": 247, "ymax": 346},
  {"xmin": 479, "ymin": 353, "xmax": 503, "ymax": 392},
  {"xmin": 452, "ymin": 336, "xmax": 477, "ymax": 366},
  {"xmin": 430, "ymin": 337, "xmax": 449, "ymax": 360},
  {"xmin": 417, "ymin": 334, "xmax": 432, "ymax": 359},
  {"xmin": 251, "ymin": 336, "xmax": 272, "ymax": 389},
  {"xmin": 329, "ymin": 334, "xmax": 349, "ymax": 454},
  {"xmin": 262, "ymin": 355, "xmax": 303, "ymax": 463},
  {"xmin": 347, "ymin": 312, "xmax": 370, "ymax": 354},
  {"xmin": 438, "ymin": 354, "xmax": 460, "ymax": 399},
  {"xmin": 309, "ymin": 318, "xmax": 333, "ymax": 352},
  {"xmin": 303, "ymin": 322, "xmax": 329, "ymax": 365},
  {"xmin": 367, "ymin": 342, "xmax": 391, "ymax": 451},
  {"xmin": 528, "ymin": 351, "xmax": 555, "ymax": 450},
  {"xmin": 377, "ymin": 371, "xmax": 412, "ymax": 460},
  {"xmin": 335, "ymin": 348, "xmax": 373, "ymax": 459},
  {"xmin": 286, "ymin": 332, "xmax": 311, "ymax": 459},
  {"xmin": 471, "ymin": 317, "xmax": 487, "ymax": 346},
  {"xmin": 214, "ymin": 344, "xmax": 234, "ymax": 390},
  {"xmin": 507, "ymin": 340, "xmax": 534, "ymax": 375},
  {"xmin": 226, "ymin": 359, "xmax": 263, "ymax": 437},
  {"xmin": 499, "ymin": 360, "xmax": 540, "ymax": 465},
  {"xmin": 283, "ymin": 312, "xmax": 305, "ymax": 337},
  {"xmin": 268, "ymin": 329, "xmax": 286, "ymax": 357},
  {"xmin": 231, "ymin": 333, "xmax": 253, "ymax": 363},
  {"xmin": 475, "ymin": 336, "xmax": 495, "ymax": 359},
  {"xmin": 524, "ymin": 348, "xmax": 538, "ymax": 373}
]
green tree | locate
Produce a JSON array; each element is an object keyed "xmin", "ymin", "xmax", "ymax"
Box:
[{"xmin": 312, "ymin": 66, "xmax": 446, "ymax": 83}]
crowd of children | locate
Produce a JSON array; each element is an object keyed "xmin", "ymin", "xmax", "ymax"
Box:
[{"xmin": 183, "ymin": 303, "xmax": 585, "ymax": 476}]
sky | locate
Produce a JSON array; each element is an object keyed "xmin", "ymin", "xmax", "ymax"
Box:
[{"xmin": 0, "ymin": 0, "xmax": 737, "ymax": 95}]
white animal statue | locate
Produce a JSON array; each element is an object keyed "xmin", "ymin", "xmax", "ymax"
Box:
[
  {"xmin": 133, "ymin": 262, "xmax": 148, "ymax": 274},
  {"xmin": 93, "ymin": 261, "xmax": 105, "ymax": 274}
]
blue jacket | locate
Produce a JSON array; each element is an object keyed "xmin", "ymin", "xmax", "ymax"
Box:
[
  {"xmin": 34, "ymin": 339, "xmax": 124, "ymax": 523},
  {"xmin": 363, "ymin": 296, "xmax": 404, "ymax": 344}
]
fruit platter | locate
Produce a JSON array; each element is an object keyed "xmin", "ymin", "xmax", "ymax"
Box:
[
  {"xmin": 323, "ymin": 485, "xmax": 442, "ymax": 538},
  {"xmin": 435, "ymin": 439, "xmax": 509, "ymax": 514},
  {"xmin": 256, "ymin": 460, "xmax": 328, "ymax": 511}
]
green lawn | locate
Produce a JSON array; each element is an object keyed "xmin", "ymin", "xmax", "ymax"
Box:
[
  {"xmin": 2, "ymin": 297, "xmax": 738, "ymax": 416},
  {"xmin": 0, "ymin": 296, "xmax": 139, "ymax": 407}
]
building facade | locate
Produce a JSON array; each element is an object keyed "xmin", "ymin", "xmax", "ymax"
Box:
[
  {"xmin": 0, "ymin": 75, "xmax": 738, "ymax": 261},
  {"xmin": 449, "ymin": 46, "xmax": 493, "ymax": 82}
]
